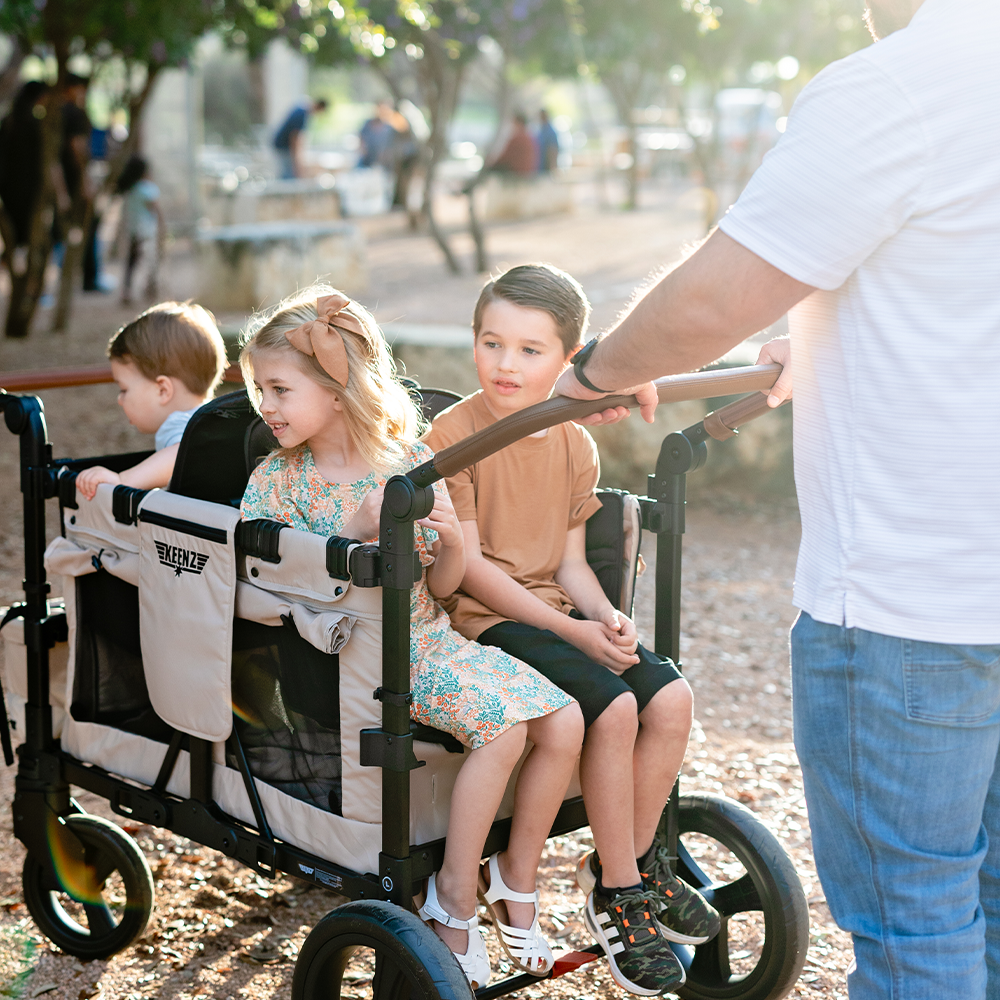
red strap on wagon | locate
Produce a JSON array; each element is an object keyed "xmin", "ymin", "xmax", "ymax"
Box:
[{"xmin": 549, "ymin": 946, "xmax": 603, "ymax": 978}]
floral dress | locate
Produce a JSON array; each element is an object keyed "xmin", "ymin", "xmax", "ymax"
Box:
[{"xmin": 241, "ymin": 440, "xmax": 573, "ymax": 748}]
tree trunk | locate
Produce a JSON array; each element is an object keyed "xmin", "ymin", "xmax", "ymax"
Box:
[
  {"xmin": 605, "ymin": 68, "xmax": 643, "ymax": 211},
  {"xmin": 0, "ymin": 38, "xmax": 24, "ymax": 109},
  {"xmin": 416, "ymin": 42, "xmax": 463, "ymax": 275}
]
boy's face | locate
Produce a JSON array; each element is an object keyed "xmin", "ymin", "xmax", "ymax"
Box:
[
  {"xmin": 474, "ymin": 300, "xmax": 573, "ymax": 419},
  {"xmin": 111, "ymin": 358, "xmax": 170, "ymax": 435}
]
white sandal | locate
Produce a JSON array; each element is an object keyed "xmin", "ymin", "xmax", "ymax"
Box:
[
  {"xmin": 477, "ymin": 853, "xmax": 554, "ymax": 977},
  {"xmin": 417, "ymin": 872, "xmax": 492, "ymax": 989}
]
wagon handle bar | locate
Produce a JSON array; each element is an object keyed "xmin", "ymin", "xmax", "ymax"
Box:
[{"xmin": 409, "ymin": 363, "xmax": 783, "ymax": 487}]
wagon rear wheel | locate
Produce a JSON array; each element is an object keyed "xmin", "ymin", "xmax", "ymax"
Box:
[
  {"xmin": 674, "ymin": 793, "xmax": 809, "ymax": 1000},
  {"xmin": 292, "ymin": 899, "xmax": 473, "ymax": 1000},
  {"xmin": 22, "ymin": 813, "xmax": 154, "ymax": 960}
]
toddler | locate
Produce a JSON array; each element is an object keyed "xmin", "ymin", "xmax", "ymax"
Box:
[
  {"xmin": 76, "ymin": 301, "xmax": 228, "ymax": 500},
  {"xmin": 238, "ymin": 284, "xmax": 584, "ymax": 988}
]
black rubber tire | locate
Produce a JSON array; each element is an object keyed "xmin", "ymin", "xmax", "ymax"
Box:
[
  {"xmin": 292, "ymin": 899, "xmax": 474, "ymax": 1000},
  {"xmin": 22, "ymin": 814, "xmax": 154, "ymax": 960},
  {"xmin": 674, "ymin": 793, "xmax": 809, "ymax": 1000}
]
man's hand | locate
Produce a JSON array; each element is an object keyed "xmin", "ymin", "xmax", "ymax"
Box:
[
  {"xmin": 563, "ymin": 615, "xmax": 640, "ymax": 674},
  {"xmin": 756, "ymin": 337, "xmax": 792, "ymax": 407},
  {"xmin": 76, "ymin": 466, "xmax": 121, "ymax": 501},
  {"xmin": 553, "ymin": 366, "xmax": 659, "ymax": 426}
]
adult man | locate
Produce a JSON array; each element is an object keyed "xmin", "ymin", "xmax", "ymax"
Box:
[
  {"xmin": 536, "ymin": 109, "xmax": 559, "ymax": 174},
  {"xmin": 554, "ymin": 1, "xmax": 1000, "ymax": 996},
  {"xmin": 273, "ymin": 98, "xmax": 328, "ymax": 179}
]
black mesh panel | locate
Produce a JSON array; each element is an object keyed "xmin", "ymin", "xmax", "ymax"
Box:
[
  {"xmin": 70, "ymin": 569, "xmax": 173, "ymax": 742},
  {"xmin": 231, "ymin": 618, "xmax": 342, "ymax": 815}
]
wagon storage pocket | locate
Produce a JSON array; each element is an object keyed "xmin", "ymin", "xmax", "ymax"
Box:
[{"xmin": 137, "ymin": 491, "xmax": 241, "ymax": 742}]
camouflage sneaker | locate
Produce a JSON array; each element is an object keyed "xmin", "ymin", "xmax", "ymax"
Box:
[
  {"xmin": 584, "ymin": 885, "xmax": 685, "ymax": 996},
  {"xmin": 578, "ymin": 847, "xmax": 721, "ymax": 946}
]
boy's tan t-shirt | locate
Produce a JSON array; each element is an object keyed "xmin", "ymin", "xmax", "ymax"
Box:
[{"xmin": 423, "ymin": 391, "xmax": 603, "ymax": 640}]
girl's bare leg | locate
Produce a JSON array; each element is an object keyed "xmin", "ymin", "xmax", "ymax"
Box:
[
  {"xmin": 488, "ymin": 703, "xmax": 585, "ymax": 928},
  {"xmin": 432, "ymin": 722, "xmax": 527, "ymax": 954}
]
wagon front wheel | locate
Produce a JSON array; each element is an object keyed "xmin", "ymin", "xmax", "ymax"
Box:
[
  {"xmin": 675, "ymin": 793, "xmax": 809, "ymax": 1000},
  {"xmin": 22, "ymin": 813, "xmax": 154, "ymax": 960},
  {"xmin": 292, "ymin": 899, "xmax": 473, "ymax": 1000}
]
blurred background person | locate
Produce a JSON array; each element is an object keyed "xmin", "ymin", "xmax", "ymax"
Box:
[
  {"xmin": 272, "ymin": 97, "xmax": 328, "ymax": 179},
  {"xmin": 487, "ymin": 112, "xmax": 538, "ymax": 176},
  {"xmin": 0, "ymin": 80, "xmax": 48, "ymax": 271},
  {"xmin": 117, "ymin": 154, "xmax": 163, "ymax": 306},
  {"xmin": 536, "ymin": 109, "xmax": 560, "ymax": 174}
]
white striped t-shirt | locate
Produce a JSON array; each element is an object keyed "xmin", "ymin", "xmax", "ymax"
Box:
[{"xmin": 720, "ymin": 0, "xmax": 1000, "ymax": 643}]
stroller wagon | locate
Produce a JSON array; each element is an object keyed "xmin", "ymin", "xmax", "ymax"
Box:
[{"xmin": 0, "ymin": 364, "xmax": 808, "ymax": 1000}]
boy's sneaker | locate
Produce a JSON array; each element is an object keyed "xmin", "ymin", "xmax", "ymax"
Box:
[
  {"xmin": 578, "ymin": 846, "xmax": 721, "ymax": 945},
  {"xmin": 584, "ymin": 885, "xmax": 685, "ymax": 996}
]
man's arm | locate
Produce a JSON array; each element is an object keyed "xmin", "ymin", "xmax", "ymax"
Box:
[{"xmin": 554, "ymin": 230, "xmax": 813, "ymax": 403}]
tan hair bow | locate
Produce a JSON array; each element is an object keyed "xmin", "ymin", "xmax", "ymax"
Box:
[{"xmin": 284, "ymin": 292, "xmax": 367, "ymax": 388}]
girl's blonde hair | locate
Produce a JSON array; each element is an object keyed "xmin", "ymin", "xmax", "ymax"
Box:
[{"xmin": 239, "ymin": 283, "xmax": 423, "ymax": 473}]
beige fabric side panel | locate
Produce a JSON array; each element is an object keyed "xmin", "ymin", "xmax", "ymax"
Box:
[
  {"xmin": 213, "ymin": 768, "xmax": 381, "ymax": 875},
  {"xmin": 338, "ymin": 612, "xmax": 384, "ymax": 824},
  {"xmin": 1, "ymin": 616, "xmax": 68, "ymax": 742},
  {"xmin": 64, "ymin": 483, "xmax": 140, "ymax": 554},
  {"xmin": 45, "ymin": 535, "xmax": 140, "ymax": 587},
  {"xmin": 137, "ymin": 493, "xmax": 241, "ymax": 743}
]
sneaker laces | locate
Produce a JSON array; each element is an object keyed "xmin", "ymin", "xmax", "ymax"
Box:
[
  {"xmin": 640, "ymin": 845, "xmax": 683, "ymax": 900},
  {"xmin": 610, "ymin": 888, "xmax": 661, "ymax": 948}
]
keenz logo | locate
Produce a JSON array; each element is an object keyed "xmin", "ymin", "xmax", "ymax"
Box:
[{"xmin": 155, "ymin": 540, "xmax": 209, "ymax": 577}]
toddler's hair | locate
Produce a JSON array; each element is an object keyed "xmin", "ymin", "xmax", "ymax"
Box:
[
  {"xmin": 108, "ymin": 302, "xmax": 227, "ymax": 397},
  {"xmin": 239, "ymin": 284, "xmax": 421, "ymax": 473},
  {"xmin": 473, "ymin": 263, "xmax": 591, "ymax": 356}
]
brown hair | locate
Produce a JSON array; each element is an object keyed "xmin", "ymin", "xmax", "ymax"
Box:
[
  {"xmin": 239, "ymin": 283, "xmax": 422, "ymax": 474},
  {"xmin": 108, "ymin": 302, "xmax": 227, "ymax": 397},
  {"xmin": 473, "ymin": 263, "xmax": 591, "ymax": 356}
]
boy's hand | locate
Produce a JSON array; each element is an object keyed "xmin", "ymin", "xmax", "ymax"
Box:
[
  {"xmin": 76, "ymin": 466, "xmax": 121, "ymax": 501},
  {"xmin": 419, "ymin": 492, "xmax": 463, "ymax": 551},
  {"xmin": 565, "ymin": 617, "xmax": 640, "ymax": 674},
  {"xmin": 343, "ymin": 485, "xmax": 385, "ymax": 542},
  {"xmin": 604, "ymin": 610, "xmax": 640, "ymax": 656}
]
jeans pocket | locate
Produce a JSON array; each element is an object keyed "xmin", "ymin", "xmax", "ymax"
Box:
[{"xmin": 903, "ymin": 639, "xmax": 1000, "ymax": 725}]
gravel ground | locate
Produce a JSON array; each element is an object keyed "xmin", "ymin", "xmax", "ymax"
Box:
[{"xmin": 0, "ymin": 195, "xmax": 851, "ymax": 998}]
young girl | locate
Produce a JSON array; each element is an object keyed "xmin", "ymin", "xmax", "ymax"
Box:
[{"xmin": 239, "ymin": 285, "xmax": 584, "ymax": 988}]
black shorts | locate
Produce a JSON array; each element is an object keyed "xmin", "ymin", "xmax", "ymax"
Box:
[{"xmin": 478, "ymin": 620, "xmax": 683, "ymax": 730}]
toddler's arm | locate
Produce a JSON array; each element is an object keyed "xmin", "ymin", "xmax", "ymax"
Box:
[
  {"xmin": 76, "ymin": 444, "xmax": 180, "ymax": 500},
  {"xmin": 460, "ymin": 519, "xmax": 640, "ymax": 673}
]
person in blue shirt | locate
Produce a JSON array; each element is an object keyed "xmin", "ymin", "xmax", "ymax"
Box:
[
  {"xmin": 536, "ymin": 109, "xmax": 559, "ymax": 174},
  {"xmin": 273, "ymin": 98, "xmax": 328, "ymax": 179}
]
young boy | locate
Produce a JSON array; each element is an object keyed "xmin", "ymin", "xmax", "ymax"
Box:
[
  {"xmin": 424, "ymin": 264, "xmax": 719, "ymax": 996},
  {"xmin": 76, "ymin": 301, "xmax": 228, "ymax": 500}
]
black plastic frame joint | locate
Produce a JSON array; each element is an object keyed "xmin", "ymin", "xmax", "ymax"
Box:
[
  {"xmin": 237, "ymin": 518, "xmax": 286, "ymax": 563},
  {"xmin": 359, "ymin": 729, "xmax": 425, "ymax": 772},
  {"xmin": 112, "ymin": 786, "xmax": 171, "ymax": 826},
  {"xmin": 348, "ymin": 545, "xmax": 380, "ymax": 588},
  {"xmin": 57, "ymin": 468, "xmax": 79, "ymax": 509},
  {"xmin": 373, "ymin": 687, "xmax": 412, "ymax": 709},
  {"xmin": 112, "ymin": 485, "xmax": 150, "ymax": 524},
  {"xmin": 326, "ymin": 535, "xmax": 360, "ymax": 580}
]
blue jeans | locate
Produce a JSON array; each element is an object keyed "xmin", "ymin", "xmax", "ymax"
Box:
[{"xmin": 792, "ymin": 612, "xmax": 1000, "ymax": 999}]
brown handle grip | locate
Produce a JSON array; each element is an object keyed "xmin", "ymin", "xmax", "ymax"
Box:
[
  {"xmin": 412, "ymin": 363, "xmax": 783, "ymax": 486},
  {"xmin": 702, "ymin": 389, "xmax": 787, "ymax": 442},
  {"xmin": 0, "ymin": 363, "xmax": 244, "ymax": 393}
]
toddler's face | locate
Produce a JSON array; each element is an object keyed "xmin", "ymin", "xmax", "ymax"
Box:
[
  {"xmin": 111, "ymin": 359, "xmax": 167, "ymax": 435},
  {"xmin": 474, "ymin": 300, "xmax": 572, "ymax": 420},
  {"xmin": 250, "ymin": 350, "xmax": 342, "ymax": 450}
]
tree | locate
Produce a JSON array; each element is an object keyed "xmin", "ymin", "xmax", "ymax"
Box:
[
  {"xmin": 0, "ymin": 0, "xmax": 368, "ymax": 338},
  {"xmin": 0, "ymin": 0, "xmax": 219, "ymax": 337}
]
